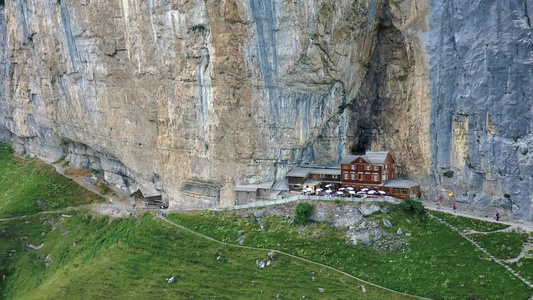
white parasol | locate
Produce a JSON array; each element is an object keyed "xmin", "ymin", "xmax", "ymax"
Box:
[
  {"xmin": 336, "ymin": 191, "xmax": 344, "ymax": 195},
  {"xmin": 378, "ymin": 191, "xmax": 386, "ymax": 195}
]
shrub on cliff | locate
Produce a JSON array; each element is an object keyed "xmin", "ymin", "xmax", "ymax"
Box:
[
  {"xmin": 294, "ymin": 202, "xmax": 314, "ymax": 225},
  {"xmin": 399, "ymin": 197, "xmax": 425, "ymax": 215}
]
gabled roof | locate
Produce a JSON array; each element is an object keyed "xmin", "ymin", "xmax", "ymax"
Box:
[
  {"xmin": 365, "ymin": 151, "xmax": 390, "ymax": 165},
  {"xmin": 341, "ymin": 151, "xmax": 391, "ymax": 166},
  {"xmin": 340, "ymin": 155, "xmax": 362, "ymax": 164}
]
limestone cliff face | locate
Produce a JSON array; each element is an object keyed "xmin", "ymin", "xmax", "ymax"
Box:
[
  {"xmin": 427, "ymin": 0, "xmax": 533, "ymax": 219},
  {"xmin": 0, "ymin": 1, "xmax": 531, "ymax": 219}
]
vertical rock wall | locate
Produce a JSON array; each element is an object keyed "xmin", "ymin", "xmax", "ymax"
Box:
[
  {"xmin": 0, "ymin": 0, "xmax": 531, "ymax": 219},
  {"xmin": 428, "ymin": 0, "xmax": 533, "ymax": 219},
  {"xmin": 0, "ymin": 0, "xmax": 385, "ymax": 209}
]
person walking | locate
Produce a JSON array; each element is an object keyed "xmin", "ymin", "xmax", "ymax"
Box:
[
  {"xmin": 437, "ymin": 200, "xmax": 441, "ymax": 210},
  {"xmin": 453, "ymin": 203, "xmax": 457, "ymax": 212},
  {"xmin": 496, "ymin": 211, "xmax": 500, "ymax": 221}
]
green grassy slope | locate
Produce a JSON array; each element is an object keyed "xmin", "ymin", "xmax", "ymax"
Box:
[
  {"xmin": 1, "ymin": 214, "xmax": 412, "ymax": 300},
  {"xmin": 168, "ymin": 210, "xmax": 533, "ymax": 299},
  {"xmin": 0, "ymin": 143, "xmax": 103, "ymax": 218}
]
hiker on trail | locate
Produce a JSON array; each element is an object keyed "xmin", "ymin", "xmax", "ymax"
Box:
[
  {"xmin": 453, "ymin": 203, "xmax": 457, "ymax": 212},
  {"xmin": 496, "ymin": 211, "xmax": 500, "ymax": 221},
  {"xmin": 437, "ymin": 200, "xmax": 441, "ymax": 209}
]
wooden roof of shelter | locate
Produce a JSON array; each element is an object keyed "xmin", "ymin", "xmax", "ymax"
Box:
[
  {"xmin": 234, "ymin": 180, "xmax": 275, "ymax": 192},
  {"xmin": 135, "ymin": 187, "xmax": 162, "ymax": 198},
  {"xmin": 286, "ymin": 166, "xmax": 341, "ymax": 178},
  {"xmin": 383, "ymin": 179, "xmax": 419, "ymax": 189}
]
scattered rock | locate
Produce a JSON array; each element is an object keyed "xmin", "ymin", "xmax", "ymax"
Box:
[
  {"xmin": 382, "ymin": 219, "xmax": 393, "ymax": 228},
  {"xmin": 237, "ymin": 235, "xmax": 246, "ymax": 245},
  {"xmin": 346, "ymin": 221, "xmax": 383, "ymax": 246},
  {"xmin": 238, "ymin": 229, "xmax": 245, "ymax": 235},
  {"xmin": 166, "ymin": 276, "xmax": 176, "ymax": 283},
  {"xmin": 405, "ymin": 232, "xmax": 412, "ymax": 237},
  {"xmin": 268, "ymin": 251, "xmax": 277, "ymax": 261},
  {"xmin": 1, "ymin": 229, "xmax": 6, "ymax": 236},
  {"xmin": 287, "ymin": 218, "xmax": 294, "ymax": 225},
  {"xmin": 256, "ymin": 259, "xmax": 272, "ymax": 269},
  {"xmin": 254, "ymin": 210, "xmax": 265, "ymax": 219},
  {"xmin": 318, "ymin": 288, "xmax": 325, "ymax": 293},
  {"xmin": 358, "ymin": 284, "xmax": 366, "ymax": 293},
  {"xmin": 397, "ymin": 228, "xmax": 403, "ymax": 235},
  {"xmin": 27, "ymin": 243, "xmax": 44, "ymax": 250},
  {"xmin": 36, "ymin": 200, "xmax": 48, "ymax": 211},
  {"xmin": 45, "ymin": 254, "xmax": 53, "ymax": 268},
  {"xmin": 358, "ymin": 204, "xmax": 381, "ymax": 216},
  {"xmin": 311, "ymin": 277, "xmax": 315, "ymax": 282}
]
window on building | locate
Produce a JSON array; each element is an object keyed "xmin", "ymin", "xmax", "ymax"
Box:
[
  {"xmin": 332, "ymin": 175, "xmax": 338, "ymax": 179},
  {"xmin": 344, "ymin": 173, "xmax": 348, "ymax": 180},
  {"xmin": 366, "ymin": 165, "xmax": 370, "ymax": 170},
  {"xmin": 319, "ymin": 174, "xmax": 325, "ymax": 178},
  {"xmin": 374, "ymin": 166, "xmax": 378, "ymax": 171},
  {"xmin": 351, "ymin": 174, "xmax": 355, "ymax": 180},
  {"xmin": 358, "ymin": 174, "xmax": 363, "ymax": 181},
  {"xmin": 373, "ymin": 174, "xmax": 378, "ymax": 181},
  {"xmin": 351, "ymin": 164, "xmax": 355, "ymax": 170}
]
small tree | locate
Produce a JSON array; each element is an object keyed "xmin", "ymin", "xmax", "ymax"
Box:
[
  {"xmin": 294, "ymin": 202, "xmax": 314, "ymax": 225},
  {"xmin": 399, "ymin": 197, "xmax": 425, "ymax": 215}
]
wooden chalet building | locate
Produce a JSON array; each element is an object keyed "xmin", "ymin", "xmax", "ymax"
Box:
[{"xmin": 340, "ymin": 151, "xmax": 420, "ymax": 199}]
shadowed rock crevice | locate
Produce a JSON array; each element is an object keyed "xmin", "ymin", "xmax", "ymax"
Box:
[{"xmin": 350, "ymin": 1, "xmax": 411, "ymax": 155}]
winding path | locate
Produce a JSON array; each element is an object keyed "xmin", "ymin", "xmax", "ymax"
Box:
[
  {"xmin": 160, "ymin": 217, "xmax": 431, "ymax": 300},
  {"xmin": 429, "ymin": 212, "xmax": 533, "ymax": 289}
]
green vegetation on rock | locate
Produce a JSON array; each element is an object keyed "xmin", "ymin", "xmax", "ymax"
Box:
[{"xmin": 294, "ymin": 202, "xmax": 314, "ymax": 225}]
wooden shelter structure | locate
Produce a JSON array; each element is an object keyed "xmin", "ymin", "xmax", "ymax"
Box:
[{"xmin": 134, "ymin": 187, "xmax": 163, "ymax": 208}]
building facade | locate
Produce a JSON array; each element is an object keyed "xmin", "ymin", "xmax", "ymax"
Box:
[{"xmin": 340, "ymin": 151, "xmax": 420, "ymax": 199}]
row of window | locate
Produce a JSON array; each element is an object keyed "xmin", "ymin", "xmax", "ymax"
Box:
[
  {"xmin": 391, "ymin": 188, "xmax": 409, "ymax": 195},
  {"xmin": 344, "ymin": 173, "xmax": 379, "ymax": 181},
  {"xmin": 350, "ymin": 164, "xmax": 380, "ymax": 171},
  {"xmin": 319, "ymin": 174, "xmax": 339, "ymax": 179}
]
